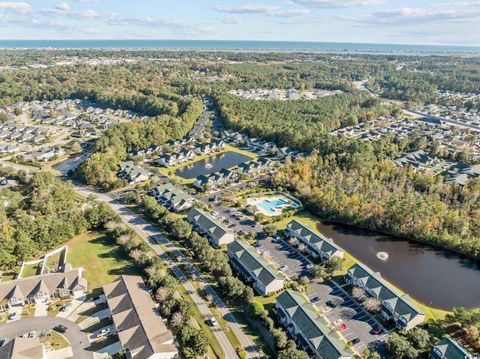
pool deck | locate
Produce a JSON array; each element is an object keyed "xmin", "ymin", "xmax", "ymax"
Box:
[{"xmin": 247, "ymin": 195, "xmax": 299, "ymax": 217}]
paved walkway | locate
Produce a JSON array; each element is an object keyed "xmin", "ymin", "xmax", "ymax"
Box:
[{"xmin": 0, "ymin": 316, "xmax": 93, "ymax": 359}]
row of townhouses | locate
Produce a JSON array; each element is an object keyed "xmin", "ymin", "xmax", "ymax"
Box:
[
  {"xmin": 150, "ymin": 183, "xmax": 195, "ymax": 212},
  {"xmin": 103, "ymin": 275, "xmax": 178, "ymax": 359},
  {"xmin": 227, "ymin": 240, "xmax": 285, "ymax": 295},
  {"xmin": 0, "ymin": 265, "xmax": 87, "ymax": 310},
  {"xmin": 155, "ymin": 140, "xmax": 226, "ymax": 168},
  {"xmin": 345, "ymin": 263, "xmax": 425, "ymax": 330},
  {"xmin": 118, "ymin": 161, "xmax": 152, "ymax": 184},
  {"xmin": 187, "ymin": 207, "xmax": 234, "ymax": 247},
  {"xmin": 193, "ymin": 158, "xmax": 272, "ymax": 191},
  {"xmin": 285, "ymin": 220, "xmax": 345, "ymax": 261},
  {"xmin": 430, "ymin": 336, "xmax": 478, "ymax": 359},
  {"xmin": 220, "ymin": 130, "xmax": 307, "ymax": 159},
  {"xmin": 275, "ymin": 290, "xmax": 353, "ymax": 359}
]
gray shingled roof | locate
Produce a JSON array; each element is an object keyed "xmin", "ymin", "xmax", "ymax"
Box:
[
  {"xmin": 187, "ymin": 207, "xmax": 233, "ymax": 241},
  {"xmin": 228, "ymin": 240, "xmax": 283, "ymax": 288},
  {"xmin": 276, "ymin": 290, "xmax": 352, "ymax": 359},
  {"xmin": 431, "ymin": 337, "xmax": 476, "ymax": 359},
  {"xmin": 347, "ymin": 263, "xmax": 424, "ymax": 323},
  {"xmin": 286, "ymin": 220, "xmax": 342, "ymax": 258},
  {"xmin": 103, "ymin": 275, "xmax": 176, "ymax": 359},
  {"xmin": 0, "ymin": 268, "xmax": 87, "ymax": 303}
]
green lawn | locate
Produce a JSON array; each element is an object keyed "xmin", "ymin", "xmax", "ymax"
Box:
[
  {"xmin": 67, "ymin": 232, "xmax": 141, "ymax": 295},
  {"xmin": 41, "ymin": 330, "xmax": 69, "ymax": 350},
  {"xmin": 1, "ymin": 271, "xmax": 17, "ymax": 282},
  {"xmin": 21, "ymin": 262, "xmax": 41, "ymax": 278}
]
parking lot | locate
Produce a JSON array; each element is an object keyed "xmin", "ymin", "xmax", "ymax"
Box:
[
  {"xmin": 256, "ymin": 236, "xmax": 311, "ymax": 278},
  {"xmin": 257, "ymin": 235, "xmax": 388, "ymax": 355},
  {"xmin": 306, "ymin": 282, "xmax": 387, "ymax": 353}
]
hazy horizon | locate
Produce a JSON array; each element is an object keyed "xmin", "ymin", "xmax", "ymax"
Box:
[{"xmin": 0, "ymin": 1, "xmax": 479, "ymax": 46}]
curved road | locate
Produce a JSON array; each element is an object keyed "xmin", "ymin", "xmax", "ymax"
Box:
[{"xmin": 0, "ymin": 316, "xmax": 93, "ymax": 359}]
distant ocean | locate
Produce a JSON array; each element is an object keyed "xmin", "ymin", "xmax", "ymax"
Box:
[{"xmin": 0, "ymin": 40, "xmax": 479, "ymax": 54}]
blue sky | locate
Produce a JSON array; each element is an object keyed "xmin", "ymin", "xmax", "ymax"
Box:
[{"xmin": 0, "ymin": 0, "xmax": 479, "ymax": 45}]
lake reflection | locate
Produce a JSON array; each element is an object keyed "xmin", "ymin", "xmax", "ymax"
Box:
[
  {"xmin": 317, "ymin": 222, "xmax": 480, "ymax": 310},
  {"xmin": 175, "ymin": 151, "xmax": 252, "ymax": 179}
]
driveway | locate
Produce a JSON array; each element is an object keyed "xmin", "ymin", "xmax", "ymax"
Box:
[
  {"xmin": 0, "ymin": 316, "xmax": 93, "ymax": 359},
  {"xmin": 34, "ymin": 301, "xmax": 49, "ymax": 317},
  {"xmin": 7, "ymin": 306, "xmax": 23, "ymax": 322}
]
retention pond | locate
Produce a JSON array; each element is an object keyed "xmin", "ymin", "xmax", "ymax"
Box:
[
  {"xmin": 175, "ymin": 151, "xmax": 251, "ymax": 179},
  {"xmin": 317, "ymin": 222, "xmax": 480, "ymax": 310}
]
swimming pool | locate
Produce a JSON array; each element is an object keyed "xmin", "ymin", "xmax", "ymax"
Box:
[{"xmin": 259, "ymin": 198, "xmax": 289, "ymax": 215}]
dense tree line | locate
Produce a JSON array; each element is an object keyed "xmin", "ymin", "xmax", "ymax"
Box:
[
  {"xmin": 0, "ymin": 171, "xmax": 118, "ymax": 269},
  {"xmin": 273, "ymin": 152, "xmax": 480, "ymax": 260},
  {"xmin": 216, "ymin": 92, "xmax": 394, "ymax": 152}
]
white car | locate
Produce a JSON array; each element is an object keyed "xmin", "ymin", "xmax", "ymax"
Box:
[
  {"xmin": 207, "ymin": 317, "xmax": 218, "ymax": 327},
  {"xmin": 280, "ymin": 265, "xmax": 289, "ymax": 272},
  {"xmin": 97, "ymin": 328, "xmax": 111, "ymax": 338},
  {"xmin": 322, "ymin": 306, "xmax": 332, "ymax": 313}
]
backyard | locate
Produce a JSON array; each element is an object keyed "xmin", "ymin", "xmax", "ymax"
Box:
[{"xmin": 66, "ymin": 232, "xmax": 141, "ymax": 295}]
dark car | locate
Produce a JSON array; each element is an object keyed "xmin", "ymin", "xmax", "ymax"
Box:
[
  {"xmin": 348, "ymin": 338, "xmax": 361, "ymax": 346},
  {"xmin": 54, "ymin": 325, "xmax": 68, "ymax": 333},
  {"xmin": 311, "ymin": 296, "xmax": 321, "ymax": 303},
  {"xmin": 326, "ymin": 300, "xmax": 337, "ymax": 308},
  {"xmin": 370, "ymin": 327, "xmax": 384, "ymax": 335}
]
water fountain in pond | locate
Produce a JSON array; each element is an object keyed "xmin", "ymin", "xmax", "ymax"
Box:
[{"xmin": 377, "ymin": 251, "xmax": 389, "ymax": 261}]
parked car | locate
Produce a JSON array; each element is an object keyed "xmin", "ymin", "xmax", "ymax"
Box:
[
  {"xmin": 97, "ymin": 328, "xmax": 111, "ymax": 338},
  {"xmin": 207, "ymin": 317, "xmax": 218, "ymax": 327},
  {"xmin": 280, "ymin": 265, "xmax": 289, "ymax": 272},
  {"xmin": 54, "ymin": 325, "xmax": 68, "ymax": 333},
  {"xmin": 370, "ymin": 328, "xmax": 384, "ymax": 335},
  {"xmin": 311, "ymin": 296, "xmax": 320, "ymax": 303},
  {"xmin": 335, "ymin": 319, "xmax": 347, "ymax": 330},
  {"xmin": 60, "ymin": 303, "xmax": 73, "ymax": 312},
  {"xmin": 8, "ymin": 312, "xmax": 16, "ymax": 320},
  {"xmin": 322, "ymin": 305, "xmax": 332, "ymax": 313},
  {"xmin": 0, "ymin": 338, "xmax": 8, "ymax": 347},
  {"xmin": 326, "ymin": 300, "xmax": 337, "ymax": 308},
  {"xmin": 348, "ymin": 338, "xmax": 361, "ymax": 346}
]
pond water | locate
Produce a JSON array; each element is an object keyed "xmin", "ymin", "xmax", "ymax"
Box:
[
  {"xmin": 174, "ymin": 151, "xmax": 252, "ymax": 179},
  {"xmin": 317, "ymin": 222, "xmax": 480, "ymax": 310}
]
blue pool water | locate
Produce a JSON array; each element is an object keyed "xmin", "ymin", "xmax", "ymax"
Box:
[{"xmin": 259, "ymin": 198, "xmax": 289, "ymax": 215}]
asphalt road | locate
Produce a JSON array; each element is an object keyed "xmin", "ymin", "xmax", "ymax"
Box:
[
  {"xmin": 0, "ymin": 316, "xmax": 92, "ymax": 359},
  {"xmin": 72, "ymin": 185, "xmax": 259, "ymax": 359}
]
